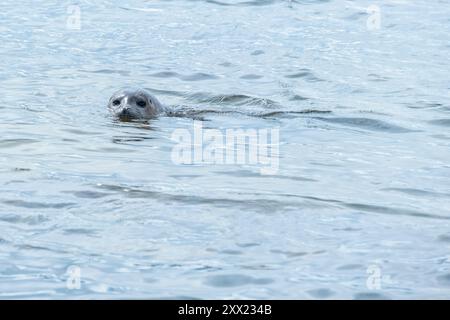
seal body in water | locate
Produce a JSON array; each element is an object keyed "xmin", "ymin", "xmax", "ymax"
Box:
[{"xmin": 108, "ymin": 89, "xmax": 166, "ymax": 120}]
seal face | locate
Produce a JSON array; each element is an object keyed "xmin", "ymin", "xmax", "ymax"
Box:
[{"xmin": 108, "ymin": 89, "xmax": 165, "ymax": 121}]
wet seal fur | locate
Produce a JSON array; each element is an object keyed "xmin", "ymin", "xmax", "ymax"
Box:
[{"xmin": 108, "ymin": 88, "xmax": 166, "ymax": 121}]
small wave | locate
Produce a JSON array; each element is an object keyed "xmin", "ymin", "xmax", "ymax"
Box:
[
  {"xmin": 406, "ymin": 101, "xmax": 448, "ymax": 111},
  {"xmin": 271, "ymin": 249, "xmax": 308, "ymax": 258},
  {"xmin": 119, "ymin": 7, "xmax": 163, "ymax": 13},
  {"xmin": 0, "ymin": 139, "xmax": 38, "ymax": 149},
  {"xmin": 436, "ymin": 274, "xmax": 450, "ymax": 287},
  {"xmin": 149, "ymin": 71, "xmax": 179, "ymax": 78},
  {"xmin": 3, "ymin": 199, "xmax": 75, "ymax": 209},
  {"xmin": 367, "ymin": 73, "xmax": 390, "ymax": 82},
  {"xmin": 63, "ymin": 228, "xmax": 98, "ymax": 235},
  {"xmin": 285, "ymin": 69, "xmax": 324, "ymax": 82},
  {"xmin": 344, "ymin": 11, "xmax": 368, "ymax": 21},
  {"xmin": 0, "ymin": 213, "xmax": 49, "ymax": 225},
  {"xmin": 61, "ymin": 128, "xmax": 103, "ymax": 135},
  {"xmin": 307, "ymin": 288, "xmax": 335, "ymax": 298},
  {"xmin": 240, "ymin": 74, "xmax": 263, "ymax": 80},
  {"xmin": 16, "ymin": 244, "xmax": 57, "ymax": 252},
  {"xmin": 382, "ymin": 188, "xmax": 450, "ymax": 198},
  {"xmin": 289, "ymin": 94, "xmax": 309, "ymax": 101},
  {"xmin": 95, "ymin": 183, "xmax": 297, "ymax": 213},
  {"xmin": 216, "ymin": 169, "xmax": 317, "ymax": 182},
  {"xmin": 182, "ymin": 73, "xmax": 219, "ymax": 81},
  {"xmin": 344, "ymin": 202, "xmax": 449, "ymax": 220},
  {"xmin": 429, "ymin": 119, "xmax": 450, "ymax": 127},
  {"xmin": 312, "ymin": 117, "xmax": 414, "ymax": 133},
  {"xmin": 64, "ymin": 190, "xmax": 112, "ymax": 199},
  {"xmin": 112, "ymin": 135, "xmax": 155, "ymax": 144},
  {"xmin": 354, "ymin": 292, "xmax": 390, "ymax": 300},
  {"xmin": 204, "ymin": 274, "xmax": 273, "ymax": 287},
  {"xmin": 258, "ymin": 110, "xmax": 331, "ymax": 117},
  {"xmin": 204, "ymin": 0, "xmax": 330, "ymax": 6},
  {"xmin": 150, "ymin": 71, "xmax": 219, "ymax": 81},
  {"xmin": 81, "ymin": 69, "xmax": 130, "ymax": 76},
  {"xmin": 278, "ymin": 195, "xmax": 449, "ymax": 220},
  {"xmin": 437, "ymin": 234, "xmax": 450, "ymax": 243},
  {"xmin": 251, "ymin": 50, "xmax": 265, "ymax": 56},
  {"xmin": 336, "ymin": 264, "xmax": 365, "ymax": 271},
  {"xmin": 204, "ymin": 0, "xmax": 276, "ymax": 7}
]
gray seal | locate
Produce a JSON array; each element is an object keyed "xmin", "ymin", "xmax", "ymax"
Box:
[{"xmin": 108, "ymin": 88, "xmax": 166, "ymax": 120}]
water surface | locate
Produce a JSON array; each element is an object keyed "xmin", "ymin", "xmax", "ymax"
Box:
[{"xmin": 1, "ymin": 0, "xmax": 450, "ymax": 299}]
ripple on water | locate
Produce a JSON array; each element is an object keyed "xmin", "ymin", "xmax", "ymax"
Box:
[
  {"xmin": 82, "ymin": 69, "xmax": 130, "ymax": 76},
  {"xmin": 343, "ymin": 202, "xmax": 449, "ymax": 220},
  {"xmin": 16, "ymin": 244, "xmax": 60, "ymax": 253},
  {"xmin": 292, "ymin": 195, "xmax": 449, "ymax": 220},
  {"xmin": 204, "ymin": 274, "xmax": 273, "ymax": 288},
  {"xmin": 112, "ymin": 135, "xmax": 155, "ymax": 145},
  {"xmin": 354, "ymin": 292, "xmax": 390, "ymax": 300},
  {"xmin": 284, "ymin": 69, "xmax": 324, "ymax": 82},
  {"xmin": 336, "ymin": 264, "xmax": 365, "ymax": 271},
  {"xmin": 204, "ymin": 0, "xmax": 278, "ymax": 7},
  {"xmin": 437, "ymin": 234, "xmax": 450, "ymax": 243},
  {"xmin": 251, "ymin": 50, "xmax": 264, "ymax": 55},
  {"xmin": 407, "ymin": 102, "xmax": 448, "ymax": 112},
  {"xmin": 240, "ymin": 74, "xmax": 263, "ymax": 80},
  {"xmin": 2, "ymin": 200, "xmax": 75, "ymax": 209},
  {"xmin": 1, "ymin": 0, "xmax": 450, "ymax": 300},
  {"xmin": 367, "ymin": 73, "xmax": 390, "ymax": 82},
  {"xmin": 215, "ymin": 169, "xmax": 317, "ymax": 182},
  {"xmin": 270, "ymin": 249, "xmax": 308, "ymax": 258},
  {"xmin": 344, "ymin": 11, "xmax": 368, "ymax": 21},
  {"xmin": 436, "ymin": 274, "xmax": 450, "ymax": 287},
  {"xmin": 307, "ymin": 288, "xmax": 335, "ymax": 299},
  {"xmin": 289, "ymin": 94, "xmax": 309, "ymax": 101},
  {"xmin": 0, "ymin": 213, "xmax": 49, "ymax": 225},
  {"xmin": 95, "ymin": 183, "xmax": 300, "ymax": 213},
  {"xmin": 63, "ymin": 228, "xmax": 98, "ymax": 236},
  {"xmin": 61, "ymin": 128, "xmax": 103, "ymax": 136},
  {"xmin": 429, "ymin": 119, "xmax": 450, "ymax": 127},
  {"xmin": 0, "ymin": 139, "xmax": 38, "ymax": 148},
  {"xmin": 150, "ymin": 71, "xmax": 219, "ymax": 81},
  {"xmin": 65, "ymin": 190, "xmax": 112, "ymax": 199},
  {"xmin": 382, "ymin": 188, "xmax": 450, "ymax": 198},
  {"xmin": 312, "ymin": 117, "xmax": 414, "ymax": 133}
]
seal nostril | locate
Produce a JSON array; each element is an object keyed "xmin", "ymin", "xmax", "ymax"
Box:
[{"xmin": 119, "ymin": 108, "xmax": 133, "ymax": 120}]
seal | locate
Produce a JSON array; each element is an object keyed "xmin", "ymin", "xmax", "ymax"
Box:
[{"xmin": 108, "ymin": 88, "xmax": 165, "ymax": 121}]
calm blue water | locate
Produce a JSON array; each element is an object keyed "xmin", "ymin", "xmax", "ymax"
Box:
[{"xmin": 1, "ymin": 0, "xmax": 450, "ymax": 299}]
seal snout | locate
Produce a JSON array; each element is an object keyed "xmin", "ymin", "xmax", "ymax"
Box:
[
  {"xmin": 117, "ymin": 106, "xmax": 136, "ymax": 121},
  {"xmin": 120, "ymin": 107, "xmax": 132, "ymax": 117}
]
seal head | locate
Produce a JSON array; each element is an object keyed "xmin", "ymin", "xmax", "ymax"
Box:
[{"xmin": 108, "ymin": 89, "xmax": 164, "ymax": 121}]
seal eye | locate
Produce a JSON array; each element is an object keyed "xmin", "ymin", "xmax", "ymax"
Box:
[
  {"xmin": 112, "ymin": 99, "xmax": 121, "ymax": 106},
  {"xmin": 137, "ymin": 100, "xmax": 146, "ymax": 107}
]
